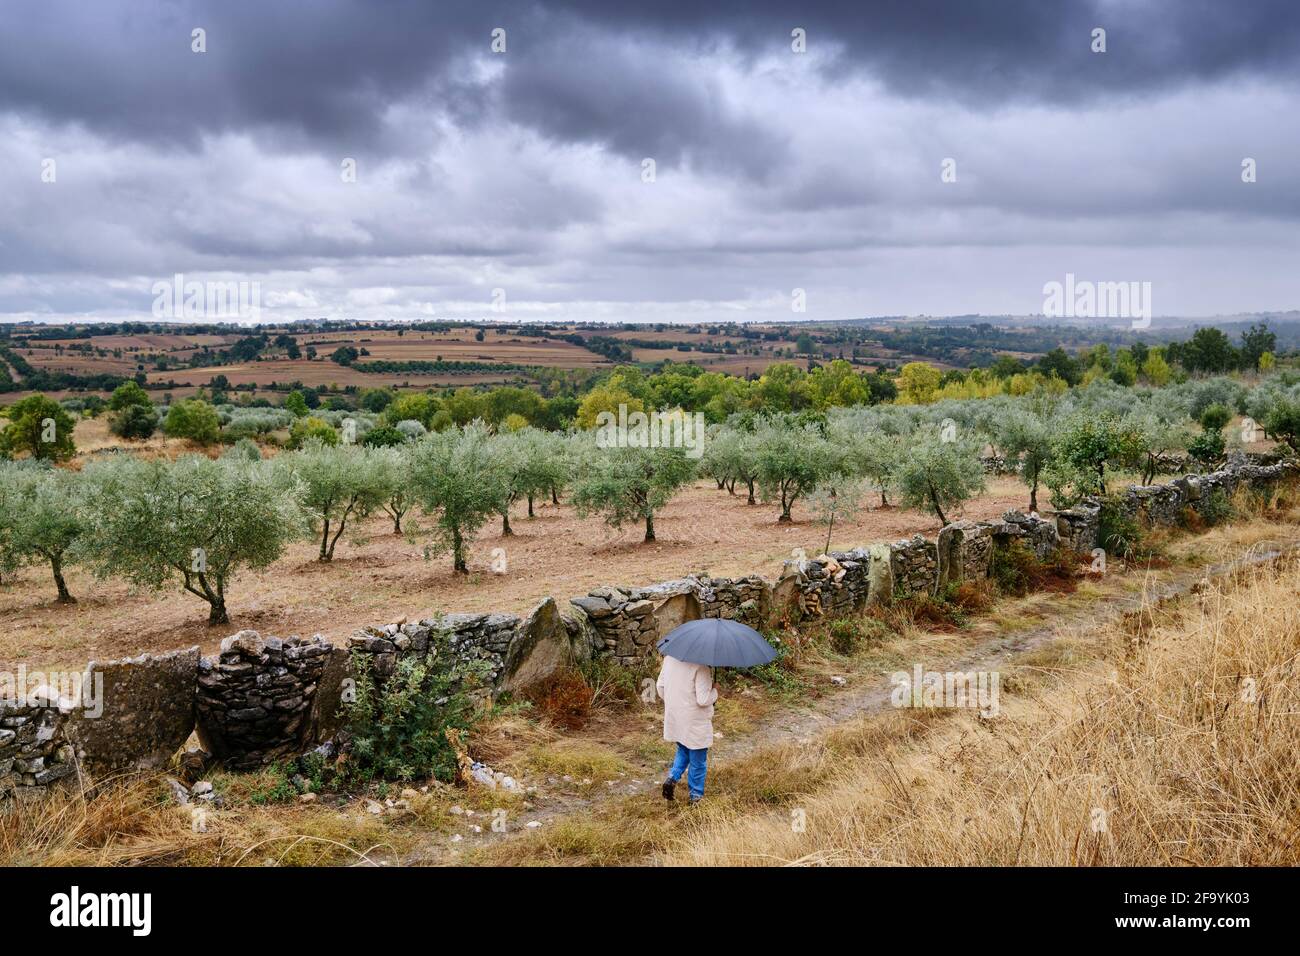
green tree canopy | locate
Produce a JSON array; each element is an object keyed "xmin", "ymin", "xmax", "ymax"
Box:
[
  {"xmin": 896, "ymin": 424, "xmax": 986, "ymax": 526},
  {"xmin": 408, "ymin": 424, "xmax": 505, "ymax": 573},
  {"xmin": 79, "ymin": 454, "xmax": 304, "ymax": 625},
  {"xmin": 570, "ymin": 440, "xmax": 697, "ymax": 542},
  {"xmin": 1, "ymin": 394, "xmax": 77, "ymax": 462},
  {"xmin": 163, "ymin": 399, "xmax": 221, "ymax": 445}
]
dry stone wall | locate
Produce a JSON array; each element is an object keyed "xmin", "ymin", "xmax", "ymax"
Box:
[
  {"xmin": 195, "ymin": 631, "xmax": 331, "ymax": 771},
  {"xmin": 0, "ymin": 696, "xmax": 78, "ymax": 804},
  {"xmin": 2, "ymin": 456, "xmax": 1294, "ymax": 803}
]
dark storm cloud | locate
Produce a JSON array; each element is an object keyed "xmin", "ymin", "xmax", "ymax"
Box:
[
  {"xmin": 552, "ymin": 0, "xmax": 1300, "ymax": 98},
  {"xmin": 4, "ymin": 1, "xmax": 1298, "ymax": 160},
  {"xmin": 1, "ymin": 1, "xmax": 1298, "ymax": 322}
]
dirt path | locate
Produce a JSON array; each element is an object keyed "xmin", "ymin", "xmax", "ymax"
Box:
[{"xmin": 392, "ymin": 536, "xmax": 1300, "ymax": 866}]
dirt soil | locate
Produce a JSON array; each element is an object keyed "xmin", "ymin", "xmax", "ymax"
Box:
[{"xmin": 0, "ymin": 474, "xmax": 1029, "ymax": 669}]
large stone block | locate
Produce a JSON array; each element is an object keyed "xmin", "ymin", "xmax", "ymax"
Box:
[
  {"xmin": 647, "ymin": 591, "xmax": 701, "ymax": 643},
  {"xmin": 499, "ymin": 597, "xmax": 585, "ymax": 693},
  {"xmin": 67, "ymin": 646, "xmax": 200, "ymax": 776},
  {"xmin": 305, "ymin": 644, "xmax": 352, "ymax": 746}
]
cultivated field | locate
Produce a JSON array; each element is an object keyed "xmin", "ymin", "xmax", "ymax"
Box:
[{"xmin": 0, "ymin": 465, "xmax": 1028, "ymax": 669}]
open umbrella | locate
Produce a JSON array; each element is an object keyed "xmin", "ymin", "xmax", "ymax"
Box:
[{"xmin": 655, "ymin": 618, "xmax": 777, "ymax": 668}]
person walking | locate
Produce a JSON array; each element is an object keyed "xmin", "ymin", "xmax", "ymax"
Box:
[{"xmin": 656, "ymin": 652, "xmax": 718, "ymax": 803}]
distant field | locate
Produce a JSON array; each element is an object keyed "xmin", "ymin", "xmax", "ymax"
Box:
[
  {"xmin": 0, "ymin": 317, "xmax": 1100, "ymax": 406},
  {"xmin": 144, "ymin": 358, "xmax": 526, "ymax": 389}
]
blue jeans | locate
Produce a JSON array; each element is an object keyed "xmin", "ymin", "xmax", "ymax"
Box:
[{"xmin": 668, "ymin": 743, "xmax": 709, "ymax": 800}]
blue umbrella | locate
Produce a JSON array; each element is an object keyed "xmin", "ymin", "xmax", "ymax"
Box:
[{"xmin": 656, "ymin": 618, "xmax": 777, "ymax": 668}]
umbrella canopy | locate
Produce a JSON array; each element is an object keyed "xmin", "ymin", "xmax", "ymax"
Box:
[{"xmin": 655, "ymin": 618, "xmax": 777, "ymax": 668}]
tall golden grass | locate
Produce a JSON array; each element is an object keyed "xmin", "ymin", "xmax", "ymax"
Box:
[{"xmin": 659, "ymin": 556, "xmax": 1300, "ymax": 866}]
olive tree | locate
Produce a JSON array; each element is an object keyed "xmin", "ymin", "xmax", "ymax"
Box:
[
  {"xmin": 896, "ymin": 424, "xmax": 986, "ymax": 526},
  {"xmin": 807, "ymin": 479, "xmax": 867, "ymax": 555},
  {"xmin": 1262, "ymin": 394, "xmax": 1300, "ymax": 454},
  {"xmin": 1043, "ymin": 412, "xmax": 1144, "ymax": 507},
  {"xmin": 409, "ymin": 424, "xmax": 504, "ymax": 573},
  {"xmin": 570, "ymin": 440, "xmax": 697, "ymax": 542},
  {"xmin": 753, "ymin": 417, "xmax": 843, "ymax": 522},
  {"xmin": 995, "ymin": 407, "xmax": 1056, "ymax": 512},
  {"xmin": 370, "ymin": 445, "xmax": 417, "ymax": 535},
  {"xmin": 840, "ymin": 427, "xmax": 904, "ymax": 508},
  {"xmin": 284, "ymin": 441, "xmax": 383, "ymax": 561},
  {"xmin": 513, "ymin": 427, "xmax": 571, "ymax": 519},
  {"xmin": 1125, "ymin": 411, "xmax": 1190, "ymax": 485},
  {"xmin": 485, "ymin": 428, "xmax": 562, "ymax": 535},
  {"xmin": 705, "ymin": 427, "xmax": 760, "ymax": 503},
  {"xmin": 79, "ymin": 454, "xmax": 304, "ymax": 625},
  {"xmin": 0, "ymin": 463, "xmax": 85, "ymax": 602}
]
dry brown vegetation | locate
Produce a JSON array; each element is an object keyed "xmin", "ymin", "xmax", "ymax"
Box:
[{"xmin": 655, "ymin": 553, "xmax": 1300, "ymax": 866}]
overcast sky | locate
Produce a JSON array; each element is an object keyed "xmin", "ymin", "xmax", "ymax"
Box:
[{"xmin": 1, "ymin": 0, "xmax": 1298, "ymax": 327}]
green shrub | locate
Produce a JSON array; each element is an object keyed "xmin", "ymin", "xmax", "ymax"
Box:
[
  {"xmin": 577, "ymin": 655, "xmax": 656, "ymax": 708},
  {"xmin": 109, "ymin": 404, "xmax": 157, "ymax": 440},
  {"xmin": 1187, "ymin": 430, "xmax": 1226, "ymax": 469},
  {"xmin": 1196, "ymin": 488, "xmax": 1234, "ymax": 527},
  {"xmin": 828, "ymin": 617, "xmax": 859, "ymax": 655},
  {"xmin": 1097, "ymin": 496, "xmax": 1155, "ymax": 561},
  {"xmin": 288, "ymin": 416, "xmax": 338, "ymax": 449},
  {"xmin": 163, "ymin": 399, "xmax": 221, "ymax": 445},
  {"xmin": 991, "ymin": 539, "xmax": 1036, "ymax": 595},
  {"xmin": 339, "ymin": 639, "xmax": 492, "ymax": 784}
]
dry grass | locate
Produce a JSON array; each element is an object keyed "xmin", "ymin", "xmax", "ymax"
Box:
[
  {"xmin": 0, "ymin": 772, "xmax": 399, "ymax": 866},
  {"xmin": 6, "ymin": 497, "xmax": 1298, "ymax": 868},
  {"xmin": 657, "ymin": 556, "xmax": 1300, "ymax": 866}
]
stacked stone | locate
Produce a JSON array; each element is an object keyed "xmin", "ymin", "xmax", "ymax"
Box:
[
  {"xmin": 8, "ymin": 455, "xmax": 1299, "ymax": 800},
  {"xmin": 1053, "ymin": 499, "xmax": 1102, "ymax": 553},
  {"xmin": 0, "ymin": 696, "xmax": 77, "ymax": 804},
  {"xmin": 195, "ymin": 631, "xmax": 331, "ymax": 770},
  {"xmin": 695, "ymin": 574, "xmax": 770, "ymax": 621},
  {"xmin": 571, "ymin": 575, "xmax": 784, "ymax": 661},
  {"xmin": 937, "ymin": 522, "xmax": 995, "ymax": 587},
  {"xmin": 792, "ymin": 549, "xmax": 872, "ymax": 617},
  {"xmin": 1123, "ymin": 483, "xmax": 1186, "ymax": 525},
  {"xmin": 570, "ymin": 587, "xmax": 658, "ymax": 661},
  {"xmin": 995, "ymin": 511, "xmax": 1061, "ymax": 560},
  {"xmin": 890, "ymin": 535, "xmax": 940, "ymax": 595},
  {"xmin": 348, "ymin": 612, "xmax": 521, "ymax": 689}
]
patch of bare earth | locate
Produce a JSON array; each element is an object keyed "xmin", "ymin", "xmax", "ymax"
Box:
[{"xmin": 0, "ymin": 476, "xmax": 1028, "ymax": 668}]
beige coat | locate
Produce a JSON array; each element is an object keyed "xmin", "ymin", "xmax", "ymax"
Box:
[{"xmin": 657, "ymin": 655, "xmax": 718, "ymax": 750}]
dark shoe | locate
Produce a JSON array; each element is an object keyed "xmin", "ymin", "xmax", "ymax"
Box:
[{"xmin": 662, "ymin": 779, "xmax": 676, "ymax": 801}]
